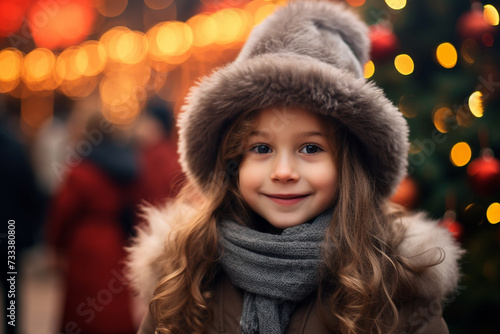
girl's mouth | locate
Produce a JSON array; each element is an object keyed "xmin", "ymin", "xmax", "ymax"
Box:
[{"xmin": 264, "ymin": 194, "xmax": 309, "ymax": 206}]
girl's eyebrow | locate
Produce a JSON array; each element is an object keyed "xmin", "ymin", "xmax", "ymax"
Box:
[
  {"xmin": 248, "ymin": 130, "xmax": 326, "ymax": 139},
  {"xmin": 296, "ymin": 131, "xmax": 325, "ymax": 138}
]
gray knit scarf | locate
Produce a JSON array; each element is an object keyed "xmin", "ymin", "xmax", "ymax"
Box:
[{"xmin": 218, "ymin": 210, "xmax": 332, "ymax": 334}]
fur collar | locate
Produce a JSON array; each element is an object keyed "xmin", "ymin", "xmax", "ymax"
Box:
[{"xmin": 126, "ymin": 204, "xmax": 463, "ymax": 304}]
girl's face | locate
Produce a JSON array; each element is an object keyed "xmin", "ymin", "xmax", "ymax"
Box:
[{"xmin": 238, "ymin": 106, "xmax": 338, "ymax": 229}]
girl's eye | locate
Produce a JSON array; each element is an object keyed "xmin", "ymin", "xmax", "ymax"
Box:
[
  {"xmin": 300, "ymin": 144, "xmax": 323, "ymax": 154},
  {"xmin": 250, "ymin": 144, "xmax": 272, "ymax": 154}
]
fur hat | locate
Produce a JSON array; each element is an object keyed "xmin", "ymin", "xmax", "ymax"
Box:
[{"xmin": 178, "ymin": 0, "xmax": 409, "ymax": 197}]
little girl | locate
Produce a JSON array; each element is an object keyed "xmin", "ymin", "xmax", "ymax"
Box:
[{"xmin": 127, "ymin": 1, "xmax": 463, "ymax": 333}]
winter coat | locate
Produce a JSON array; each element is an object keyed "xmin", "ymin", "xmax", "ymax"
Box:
[
  {"xmin": 138, "ymin": 139, "xmax": 184, "ymax": 206},
  {"xmin": 47, "ymin": 143, "xmax": 140, "ymax": 334},
  {"xmin": 127, "ymin": 204, "xmax": 463, "ymax": 334}
]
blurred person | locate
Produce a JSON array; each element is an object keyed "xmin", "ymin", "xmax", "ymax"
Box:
[
  {"xmin": 0, "ymin": 111, "xmax": 45, "ymax": 334},
  {"xmin": 135, "ymin": 98, "xmax": 184, "ymax": 206},
  {"xmin": 45, "ymin": 112, "xmax": 139, "ymax": 334}
]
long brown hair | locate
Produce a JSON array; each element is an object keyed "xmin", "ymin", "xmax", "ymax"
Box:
[{"xmin": 150, "ymin": 107, "xmax": 437, "ymax": 333}]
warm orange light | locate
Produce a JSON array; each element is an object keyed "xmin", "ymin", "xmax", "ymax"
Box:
[
  {"xmin": 450, "ymin": 142, "xmax": 472, "ymax": 167},
  {"xmin": 0, "ymin": 48, "xmax": 23, "ymax": 84},
  {"xmin": 58, "ymin": 75, "xmax": 97, "ymax": 98},
  {"xmin": 211, "ymin": 9, "xmax": 250, "ymax": 45},
  {"xmin": 254, "ymin": 4, "xmax": 277, "ymax": 25},
  {"xmin": 101, "ymin": 27, "xmax": 148, "ymax": 65},
  {"xmin": 364, "ymin": 60, "xmax": 375, "ymax": 78},
  {"xmin": 77, "ymin": 41, "xmax": 107, "ymax": 77},
  {"xmin": 394, "ymin": 54, "xmax": 414, "ymax": 75},
  {"xmin": 487, "ymin": 203, "xmax": 500, "ymax": 224},
  {"xmin": 28, "ymin": 0, "xmax": 96, "ymax": 49},
  {"xmin": 345, "ymin": 0, "xmax": 366, "ymax": 7},
  {"xmin": 145, "ymin": 0, "xmax": 173, "ymax": 10},
  {"xmin": 468, "ymin": 91, "xmax": 484, "ymax": 118},
  {"xmin": 385, "ymin": 0, "xmax": 406, "ymax": 10},
  {"xmin": 484, "ymin": 4, "xmax": 499, "ymax": 26},
  {"xmin": 433, "ymin": 107, "xmax": 453, "ymax": 133},
  {"xmin": 188, "ymin": 14, "xmax": 220, "ymax": 48},
  {"xmin": 56, "ymin": 47, "xmax": 83, "ymax": 82},
  {"xmin": 0, "ymin": 47, "xmax": 23, "ymax": 92},
  {"xmin": 436, "ymin": 42, "xmax": 458, "ymax": 69},
  {"xmin": 22, "ymin": 48, "xmax": 59, "ymax": 90},
  {"xmin": 95, "ymin": 0, "xmax": 128, "ymax": 17},
  {"xmin": 100, "ymin": 72, "xmax": 142, "ymax": 125},
  {"xmin": 148, "ymin": 21, "xmax": 193, "ymax": 62}
]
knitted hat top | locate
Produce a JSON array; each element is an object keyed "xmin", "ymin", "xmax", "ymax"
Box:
[{"xmin": 178, "ymin": 1, "xmax": 409, "ymax": 197}]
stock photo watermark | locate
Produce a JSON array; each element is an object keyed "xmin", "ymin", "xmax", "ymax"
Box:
[{"xmin": 4, "ymin": 220, "xmax": 17, "ymax": 327}]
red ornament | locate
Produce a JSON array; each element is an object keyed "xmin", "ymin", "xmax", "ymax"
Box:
[
  {"xmin": 457, "ymin": 4, "xmax": 496, "ymax": 45},
  {"xmin": 439, "ymin": 216, "xmax": 464, "ymax": 241},
  {"xmin": 369, "ymin": 23, "xmax": 399, "ymax": 62},
  {"xmin": 390, "ymin": 176, "xmax": 419, "ymax": 209},
  {"xmin": 467, "ymin": 150, "xmax": 500, "ymax": 197}
]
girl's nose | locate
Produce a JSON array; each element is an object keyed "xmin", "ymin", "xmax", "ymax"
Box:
[{"xmin": 270, "ymin": 154, "xmax": 299, "ymax": 182}]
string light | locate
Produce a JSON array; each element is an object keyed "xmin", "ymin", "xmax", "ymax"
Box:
[
  {"xmin": 468, "ymin": 91, "xmax": 484, "ymax": 118},
  {"xmin": 0, "ymin": 48, "xmax": 23, "ymax": 93},
  {"xmin": 364, "ymin": 60, "xmax": 375, "ymax": 78},
  {"xmin": 450, "ymin": 142, "xmax": 472, "ymax": 167},
  {"xmin": 486, "ymin": 202, "xmax": 500, "ymax": 224},
  {"xmin": 484, "ymin": 4, "xmax": 499, "ymax": 26},
  {"xmin": 436, "ymin": 42, "xmax": 457, "ymax": 69},
  {"xmin": 394, "ymin": 54, "xmax": 414, "ymax": 75},
  {"xmin": 385, "ymin": 0, "xmax": 407, "ymax": 10}
]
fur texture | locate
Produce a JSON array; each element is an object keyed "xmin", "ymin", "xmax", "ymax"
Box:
[
  {"xmin": 125, "ymin": 202, "xmax": 196, "ymax": 302},
  {"xmin": 126, "ymin": 205, "xmax": 463, "ymax": 304},
  {"xmin": 178, "ymin": 1, "xmax": 409, "ymax": 197}
]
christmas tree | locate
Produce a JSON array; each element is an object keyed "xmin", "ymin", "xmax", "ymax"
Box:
[{"xmin": 360, "ymin": 0, "xmax": 499, "ymax": 333}]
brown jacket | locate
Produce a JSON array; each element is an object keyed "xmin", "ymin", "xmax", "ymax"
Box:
[
  {"xmin": 137, "ymin": 274, "xmax": 449, "ymax": 334},
  {"xmin": 128, "ymin": 204, "xmax": 463, "ymax": 334}
]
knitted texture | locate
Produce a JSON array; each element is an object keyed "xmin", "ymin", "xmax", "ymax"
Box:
[{"xmin": 218, "ymin": 210, "xmax": 333, "ymax": 334}]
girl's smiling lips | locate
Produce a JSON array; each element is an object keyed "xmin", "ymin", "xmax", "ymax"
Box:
[{"xmin": 263, "ymin": 193, "xmax": 310, "ymax": 206}]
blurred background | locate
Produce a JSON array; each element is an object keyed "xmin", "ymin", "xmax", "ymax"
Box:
[{"xmin": 0, "ymin": 0, "xmax": 498, "ymax": 333}]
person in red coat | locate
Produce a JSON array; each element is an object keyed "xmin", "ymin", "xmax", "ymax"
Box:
[
  {"xmin": 135, "ymin": 98, "xmax": 185, "ymax": 206},
  {"xmin": 46, "ymin": 114, "xmax": 139, "ymax": 334}
]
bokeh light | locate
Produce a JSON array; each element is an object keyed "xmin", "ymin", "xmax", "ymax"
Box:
[
  {"xmin": 450, "ymin": 142, "xmax": 472, "ymax": 167},
  {"xmin": 101, "ymin": 27, "xmax": 148, "ymax": 65},
  {"xmin": 460, "ymin": 39, "xmax": 479, "ymax": 64},
  {"xmin": 436, "ymin": 42, "xmax": 457, "ymax": 69},
  {"xmin": 27, "ymin": 0, "xmax": 96, "ymax": 49},
  {"xmin": 145, "ymin": 0, "xmax": 173, "ymax": 10},
  {"xmin": 147, "ymin": 21, "xmax": 193, "ymax": 64},
  {"xmin": 188, "ymin": 14, "xmax": 220, "ymax": 48},
  {"xmin": 77, "ymin": 41, "xmax": 107, "ymax": 77},
  {"xmin": 364, "ymin": 60, "xmax": 375, "ymax": 78},
  {"xmin": 433, "ymin": 106, "xmax": 454, "ymax": 133},
  {"xmin": 0, "ymin": 0, "xmax": 30, "ymax": 37},
  {"xmin": 345, "ymin": 0, "xmax": 366, "ymax": 7},
  {"xmin": 399, "ymin": 95, "xmax": 418, "ymax": 118},
  {"xmin": 254, "ymin": 4, "xmax": 278, "ymax": 25},
  {"xmin": 468, "ymin": 91, "xmax": 484, "ymax": 118},
  {"xmin": 385, "ymin": 0, "xmax": 406, "ymax": 10},
  {"xmin": 487, "ymin": 202, "xmax": 500, "ymax": 224},
  {"xmin": 0, "ymin": 48, "xmax": 23, "ymax": 93},
  {"xmin": 96, "ymin": 0, "xmax": 127, "ymax": 17},
  {"xmin": 394, "ymin": 54, "xmax": 414, "ymax": 75},
  {"xmin": 484, "ymin": 4, "xmax": 499, "ymax": 26},
  {"xmin": 22, "ymin": 48, "xmax": 59, "ymax": 91},
  {"xmin": 212, "ymin": 9, "xmax": 250, "ymax": 45}
]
